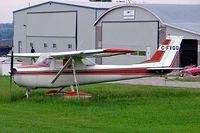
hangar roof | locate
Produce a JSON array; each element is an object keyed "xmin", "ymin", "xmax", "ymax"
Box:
[
  {"xmin": 94, "ymin": 4, "xmax": 200, "ymax": 35},
  {"xmin": 13, "ymin": 1, "xmax": 118, "ymax": 13},
  {"xmin": 143, "ymin": 4, "xmax": 200, "ymax": 35}
]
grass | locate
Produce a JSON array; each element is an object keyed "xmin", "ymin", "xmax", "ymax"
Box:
[{"xmin": 0, "ymin": 76, "xmax": 200, "ymax": 132}]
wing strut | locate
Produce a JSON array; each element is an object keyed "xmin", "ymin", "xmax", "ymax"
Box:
[
  {"xmin": 51, "ymin": 57, "xmax": 72, "ymax": 84},
  {"xmin": 51, "ymin": 57, "xmax": 80, "ymax": 97},
  {"xmin": 72, "ymin": 58, "xmax": 79, "ymax": 97}
]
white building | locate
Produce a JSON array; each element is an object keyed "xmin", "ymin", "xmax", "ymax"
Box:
[{"xmin": 13, "ymin": 1, "xmax": 115, "ymax": 53}]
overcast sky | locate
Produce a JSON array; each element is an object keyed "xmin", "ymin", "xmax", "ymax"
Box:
[{"xmin": 0, "ymin": 0, "xmax": 200, "ymax": 23}]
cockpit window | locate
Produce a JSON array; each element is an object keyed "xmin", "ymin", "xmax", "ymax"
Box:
[
  {"xmin": 36, "ymin": 53, "xmax": 51, "ymax": 66},
  {"xmin": 36, "ymin": 55, "xmax": 95, "ymax": 67}
]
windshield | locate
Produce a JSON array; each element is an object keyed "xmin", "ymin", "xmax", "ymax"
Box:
[{"xmin": 36, "ymin": 53, "xmax": 51, "ymax": 66}]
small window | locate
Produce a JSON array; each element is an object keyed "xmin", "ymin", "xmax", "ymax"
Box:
[
  {"xmin": 130, "ymin": 51, "xmax": 146, "ymax": 56},
  {"xmin": 53, "ymin": 43, "xmax": 56, "ymax": 48},
  {"xmin": 30, "ymin": 42, "xmax": 33, "ymax": 47},
  {"xmin": 18, "ymin": 41, "xmax": 22, "ymax": 53},
  {"xmin": 130, "ymin": 51, "xmax": 137, "ymax": 55},
  {"xmin": 139, "ymin": 51, "xmax": 146, "ymax": 56},
  {"xmin": 68, "ymin": 44, "xmax": 72, "ymax": 49},
  {"xmin": 44, "ymin": 43, "xmax": 47, "ymax": 48}
]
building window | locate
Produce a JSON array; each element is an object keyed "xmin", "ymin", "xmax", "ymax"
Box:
[
  {"xmin": 138, "ymin": 51, "xmax": 146, "ymax": 56},
  {"xmin": 130, "ymin": 51, "xmax": 146, "ymax": 56},
  {"xmin": 53, "ymin": 43, "xmax": 56, "ymax": 48},
  {"xmin": 18, "ymin": 41, "xmax": 22, "ymax": 53},
  {"xmin": 30, "ymin": 42, "xmax": 33, "ymax": 47},
  {"xmin": 44, "ymin": 43, "xmax": 47, "ymax": 48},
  {"xmin": 68, "ymin": 44, "xmax": 72, "ymax": 49}
]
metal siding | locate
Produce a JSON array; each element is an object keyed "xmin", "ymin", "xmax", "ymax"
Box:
[
  {"xmin": 95, "ymin": 6, "xmax": 158, "ymax": 26},
  {"xmin": 166, "ymin": 26, "xmax": 200, "ymax": 40},
  {"xmin": 13, "ymin": 11, "xmax": 27, "ymax": 53},
  {"xmin": 102, "ymin": 21, "xmax": 158, "ymax": 65},
  {"xmin": 27, "ymin": 11, "xmax": 76, "ymax": 37},
  {"xmin": 76, "ymin": 8, "xmax": 97, "ymax": 51},
  {"xmin": 96, "ymin": 9, "xmax": 107, "ymax": 19},
  {"xmin": 14, "ymin": 3, "xmax": 99, "ymax": 53},
  {"xmin": 27, "ymin": 3, "xmax": 98, "ymax": 51},
  {"xmin": 27, "ymin": 37, "xmax": 75, "ymax": 53},
  {"xmin": 95, "ymin": 6, "xmax": 159, "ymax": 65}
]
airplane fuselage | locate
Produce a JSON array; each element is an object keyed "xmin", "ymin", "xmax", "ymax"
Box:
[{"xmin": 13, "ymin": 64, "xmax": 169, "ymax": 89}]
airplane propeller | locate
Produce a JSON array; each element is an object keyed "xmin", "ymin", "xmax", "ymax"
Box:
[
  {"xmin": 9, "ymin": 50, "xmax": 14, "ymax": 99},
  {"xmin": 10, "ymin": 51, "xmax": 14, "ymax": 85}
]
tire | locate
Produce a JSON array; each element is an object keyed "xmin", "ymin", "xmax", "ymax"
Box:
[{"xmin": 179, "ymin": 73, "xmax": 184, "ymax": 77}]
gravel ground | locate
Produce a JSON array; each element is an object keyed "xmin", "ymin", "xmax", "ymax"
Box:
[{"xmin": 115, "ymin": 77, "xmax": 200, "ymax": 88}]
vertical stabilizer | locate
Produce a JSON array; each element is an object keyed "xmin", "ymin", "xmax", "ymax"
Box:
[{"xmin": 144, "ymin": 36, "xmax": 183, "ymax": 67}]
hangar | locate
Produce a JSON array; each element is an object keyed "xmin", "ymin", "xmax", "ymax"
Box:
[
  {"xmin": 13, "ymin": 1, "xmax": 200, "ymax": 66},
  {"xmin": 94, "ymin": 4, "xmax": 200, "ymax": 66},
  {"xmin": 13, "ymin": 1, "xmax": 115, "ymax": 53}
]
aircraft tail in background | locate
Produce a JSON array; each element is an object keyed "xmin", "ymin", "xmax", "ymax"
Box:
[{"xmin": 143, "ymin": 36, "xmax": 183, "ymax": 68}]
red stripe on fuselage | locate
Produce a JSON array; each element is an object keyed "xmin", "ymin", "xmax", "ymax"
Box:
[
  {"xmin": 15, "ymin": 68, "xmax": 169, "ymax": 75},
  {"xmin": 17, "ymin": 64, "xmax": 47, "ymax": 68}
]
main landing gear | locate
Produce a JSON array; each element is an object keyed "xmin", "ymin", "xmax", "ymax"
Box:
[{"xmin": 24, "ymin": 88, "xmax": 31, "ymax": 99}]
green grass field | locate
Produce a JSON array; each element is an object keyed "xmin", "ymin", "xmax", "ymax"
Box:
[{"xmin": 1, "ymin": 76, "xmax": 200, "ymax": 132}]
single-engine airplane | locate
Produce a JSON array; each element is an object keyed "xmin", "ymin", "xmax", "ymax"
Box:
[{"xmin": 9, "ymin": 36, "xmax": 183, "ymax": 98}]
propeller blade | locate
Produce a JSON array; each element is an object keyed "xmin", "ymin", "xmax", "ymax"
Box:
[
  {"xmin": 10, "ymin": 51, "xmax": 14, "ymax": 86},
  {"xmin": 51, "ymin": 57, "xmax": 72, "ymax": 84},
  {"xmin": 9, "ymin": 50, "xmax": 14, "ymax": 100}
]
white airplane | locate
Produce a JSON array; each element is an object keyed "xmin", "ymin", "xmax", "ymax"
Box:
[{"xmin": 9, "ymin": 36, "xmax": 183, "ymax": 98}]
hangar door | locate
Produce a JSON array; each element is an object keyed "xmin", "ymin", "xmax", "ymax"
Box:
[
  {"xmin": 26, "ymin": 11, "xmax": 77, "ymax": 52},
  {"xmin": 180, "ymin": 39, "xmax": 198, "ymax": 67},
  {"xmin": 101, "ymin": 21, "xmax": 158, "ymax": 64}
]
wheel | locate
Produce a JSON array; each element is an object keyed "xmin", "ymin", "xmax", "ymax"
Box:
[
  {"xmin": 179, "ymin": 72, "xmax": 184, "ymax": 77},
  {"xmin": 194, "ymin": 72, "xmax": 200, "ymax": 77}
]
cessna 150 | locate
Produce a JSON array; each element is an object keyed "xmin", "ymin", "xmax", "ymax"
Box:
[{"xmin": 9, "ymin": 36, "xmax": 183, "ymax": 98}]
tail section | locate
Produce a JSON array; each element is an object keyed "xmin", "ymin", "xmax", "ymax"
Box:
[{"xmin": 144, "ymin": 36, "xmax": 183, "ymax": 68}]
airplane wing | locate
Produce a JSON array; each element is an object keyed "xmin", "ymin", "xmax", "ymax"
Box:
[
  {"xmin": 7, "ymin": 53, "xmax": 41, "ymax": 58},
  {"xmin": 51, "ymin": 48, "xmax": 136, "ymax": 59},
  {"xmin": 8, "ymin": 48, "xmax": 136, "ymax": 59},
  {"xmin": 49, "ymin": 48, "xmax": 136, "ymax": 84}
]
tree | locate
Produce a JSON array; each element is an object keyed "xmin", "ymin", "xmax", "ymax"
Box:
[{"xmin": 0, "ymin": 23, "xmax": 14, "ymax": 40}]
